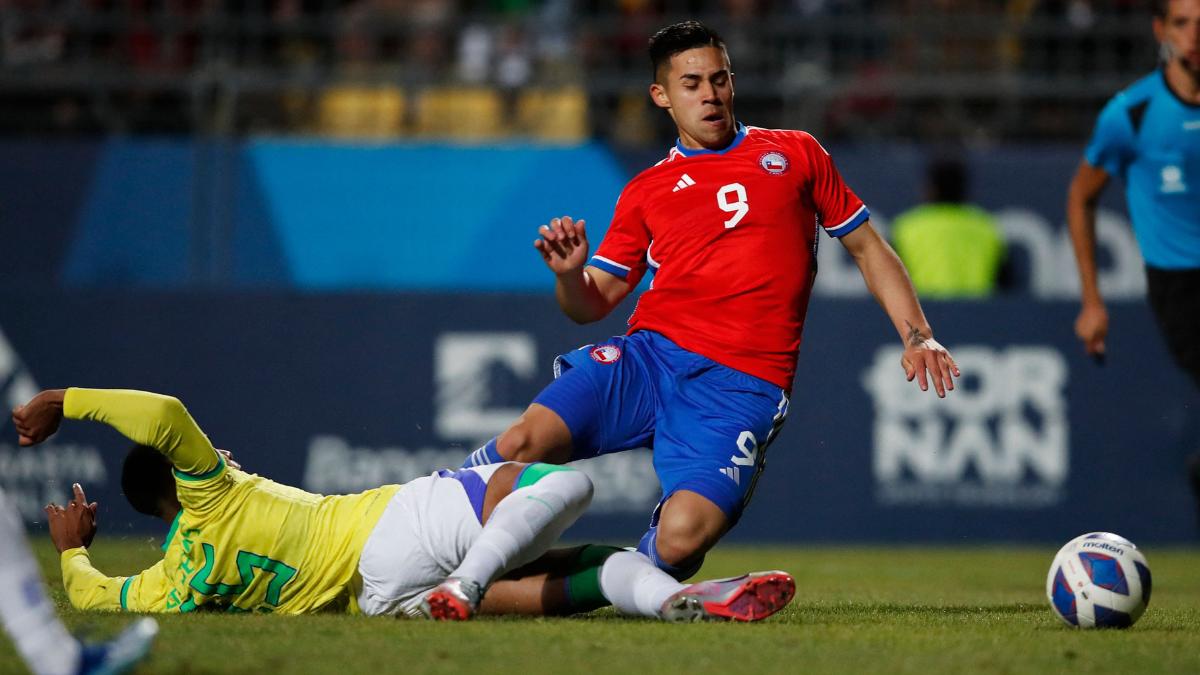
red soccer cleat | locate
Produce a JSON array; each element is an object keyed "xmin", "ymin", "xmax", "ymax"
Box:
[
  {"xmin": 419, "ymin": 578, "xmax": 483, "ymax": 621},
  {"xmin": 660, "ymin": 570, "xmax": 796, "ymax": 623}
]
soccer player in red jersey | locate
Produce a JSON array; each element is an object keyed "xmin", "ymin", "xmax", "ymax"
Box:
[{"xmin": 462, "ymin": 21, "xmax": 958, "ymax": 607}]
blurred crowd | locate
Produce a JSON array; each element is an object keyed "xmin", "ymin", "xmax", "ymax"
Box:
[{"xmin": 0, "ymin": 0, "xmax": 1161, "ymax": 141}]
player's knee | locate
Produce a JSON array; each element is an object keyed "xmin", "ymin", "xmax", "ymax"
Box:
[
  {"xmin": 549, "ymin": 468, "xmax": 593, "ymax": 514},
  {"xmin": 520, "ymin": 464, "xmax": 593, "ymax": 515},
  {"xmin": 654, "ymin": 514, "xmax": 717, "ymax": 567},
  {"xmin": 496, "ymin": 422, "xmax": 555, "ymax": 463},
  {"xmin": 496, "ymin": 423, "xmax": 536, "ymax": 462}
]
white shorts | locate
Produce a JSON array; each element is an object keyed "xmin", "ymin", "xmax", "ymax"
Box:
[{"xmin": 356, "ymin": 464, "xmax": 501, "ymax": 617}]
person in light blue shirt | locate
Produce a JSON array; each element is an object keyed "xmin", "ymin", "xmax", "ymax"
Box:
[{"xmin": 1067, "ymin": 0, "xmax": 1200, "ymax": 521}]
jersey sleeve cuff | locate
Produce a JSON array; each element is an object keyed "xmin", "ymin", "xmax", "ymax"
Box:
[
  {"xmin": 588, "ymin": 255, "xmax": 632, "ymax": 279},
  {"xmin": 61, "ymin": 546, "xmax": 89, "ymax": 561},
  {"xmin": 824, "ymin": 204, "xmax": 870, "ymax": 238},
  {"xmin": 173, "ymin": 456, "xmax": 226, "ymax": 482},
  {"xmin": 120, "ymin": 576, "xmax": 135, "ymax": 610},
  {"xmin": 62, "ymin": 388, "xmax": 96, "ymax": 421},
  {"xmin": 1084, "ymin": 149, "xmax": 1122, "ymax": 177}
]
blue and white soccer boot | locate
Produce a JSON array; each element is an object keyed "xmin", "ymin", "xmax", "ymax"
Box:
[
  {"xmin": 420, "ymin": 578, "xmax": 484, "ymax": 621},
  {"xmin": 76, "ymin": 617, "xmax": 158, "ymax": 675},
  {"xmin": 659, "ymin": 571, "xmax": 795, "ymax": 623}
]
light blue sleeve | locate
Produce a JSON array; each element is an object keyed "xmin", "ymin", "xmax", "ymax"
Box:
[{"xmin": 1084, "ymin": 96, "xmax": 1135, "ymax": 178}]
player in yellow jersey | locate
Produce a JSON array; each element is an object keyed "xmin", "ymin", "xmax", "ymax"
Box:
[
  {"xmin": 13, "ymin": 387, "xmax": 796, "ymax": 622},
  {"xmin": 0, "ymin": 486, "xmax": 157, "ymax": 675}
]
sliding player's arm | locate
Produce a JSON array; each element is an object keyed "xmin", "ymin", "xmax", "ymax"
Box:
[
  {"xmin": 12, "ymin": 388, "xmax": 222, "ymax": 477},
  {"xmin": 535, "ymin": 216, "xmax": 634, "ymax": 323},
  {"xmin": 840, "ymin": 222, "xmax": 960, "ymax": 398},
  {"xmin": 60, "ymin": 549, "xmax": 170, "ymax": 612},
  {"xmin": 47, "ymin": 491, "xmax": 170, "ymax": 612}
]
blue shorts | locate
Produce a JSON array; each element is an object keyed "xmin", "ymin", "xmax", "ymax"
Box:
[{"xmin": 532, "ymin": 330, "xmax": 790, "ymax": 520}]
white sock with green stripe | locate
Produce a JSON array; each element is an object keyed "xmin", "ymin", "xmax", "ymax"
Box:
[
  {"xmin": 450, "ymin": 464, "xmax": 593, "ymax": 590},
  {"xmin": 0, "ymin": 491, "xmax": 81, "ymax": 675}
]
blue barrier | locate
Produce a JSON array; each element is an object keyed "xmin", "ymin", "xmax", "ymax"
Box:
[
  {"xmin": 5, "ymin": 139, "xmax": 629, "ymax": 289},
  {"xmin": 1, "ymin": 293, "xmax": 1195, "ymax": 544},
  {"xmin": 0, "ymin": 139, "xmax": 1141, "ymax": 297}
]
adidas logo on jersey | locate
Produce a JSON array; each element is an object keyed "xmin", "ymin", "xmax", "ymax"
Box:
[{"xmin": 672, "ymin": 174, "xmax": 696, "ymax": 192}]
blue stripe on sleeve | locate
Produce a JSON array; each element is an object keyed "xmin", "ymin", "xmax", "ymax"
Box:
[
  {"xmin": 828, "ymin": 205, "xmax": 871, "ymax": 238},
  {"xmin": 588, "ymin": 256, "xmax": 631, "ymax": 279}
]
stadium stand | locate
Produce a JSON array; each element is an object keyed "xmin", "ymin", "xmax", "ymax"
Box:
[
  {"xmin": 0, "ymin": 1, "xmax": 1158, "ymax": 141},
  {"xmin": 415, "ymin": 86, "xmax": 507, "ymax": 139},
  {"xmin": 316, "ymin": 85, "xmax": 406, "ymax": 138}
]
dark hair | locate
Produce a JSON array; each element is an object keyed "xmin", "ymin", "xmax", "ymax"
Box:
[
  {"xmin": 648, "ymin": 21, "xmax": 726, "ymax": 81},
  {"xmin": 1153, "ymin": 0, "xmax": 1168, "ymax": 18},
  {"xmin": 928, "ymin": 158, "xmax": 967, "ymax": 203},
  {"xmin": 121, "ymin": 444, "xmax": 176, "ymax": 517}
]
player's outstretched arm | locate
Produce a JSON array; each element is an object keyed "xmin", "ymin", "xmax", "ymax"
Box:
[
  {"xmin": 60, "ymin": 545, "xmax": 170, "ymax": 612},
  {"xmin": 10, "ymin": 388, "xmax": 65, "ymax": 446},
  {"xmin": 13, "ymin": 388, "xmax": 222, "ymax": 477},
  {"xmin": 1066, "ymin": 160, "xmax": 1112, "ymax": 358},
  {"xmin": 535, "ymin": 216, "xmax": 632, "ymax": 323},
  {"xmin": 48, "ymin": 482, "xmax": 171, "ymax": 612},
  {"xmin": 840, "ymin": 222, "xmax": 960, "ymax": 397}
]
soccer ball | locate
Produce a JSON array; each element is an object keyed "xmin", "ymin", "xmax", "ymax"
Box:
[{"xmin": 1045, "ymin": 532, "xmax": 1152, "ymax": 628}]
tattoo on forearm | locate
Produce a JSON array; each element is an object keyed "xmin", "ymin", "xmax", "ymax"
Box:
[{"xmin": 905, "ymin": 320, "xmax": 926, "ymax": 347}]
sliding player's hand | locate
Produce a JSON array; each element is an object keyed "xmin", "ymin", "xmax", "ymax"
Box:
[
  {"xmin": 216, "ymin": 448, "xmax": 242, "ymax": 470},
  {"xmin": 12, "ymin": 389, "xmax": 66, "ymax": 446},
  {"xmin": 534, "ymin": 216, "xmax": 589, "ymax": 275},
  {"xmin": 901, "ymin": 337, "xmax": 960, "ymax": 398},
  {"xmin": 45, "ymin": 483, "xmax": 99, "ymax": 553}
]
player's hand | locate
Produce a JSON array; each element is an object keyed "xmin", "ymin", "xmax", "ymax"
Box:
[
  {"xmin": 12, "ymin": 389, "xmax": 67, "ymax": 446},
  {"xmin": 901, "ymin": 336, "xmax": 960, "ymax": 398},
  {"xmin": 45, "ymin": 483, "xmax": 99, "ymax": 553},
  {"xmin": 534, "ymin": 216, "xmax": 590, "ymax": 275},
  {"xmin": 1074, "ymin": 301, "xmax": 1108, "ymax": 359},
  {"xmin": 216, "ymin": 448, "xmax": 241, "ymax": 470}
]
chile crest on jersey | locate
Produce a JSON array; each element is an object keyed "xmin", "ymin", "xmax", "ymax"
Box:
[
  {"xmin": 589, "ymin": 344, "xmax": 622, "ymax": 364},
  {"xmin": 759, "ymin": 151, "xmax": 789, "ymax": 175}
]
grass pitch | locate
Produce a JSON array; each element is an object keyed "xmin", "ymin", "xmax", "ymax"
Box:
[{"xmin": 4, "ymin": 540, "xmax": 1199, "ymax": 674}]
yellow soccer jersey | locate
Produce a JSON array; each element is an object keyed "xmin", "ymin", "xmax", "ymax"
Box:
[{"xmin": 59, "ymin": 388, "xmax": 400, "ymax": 614}]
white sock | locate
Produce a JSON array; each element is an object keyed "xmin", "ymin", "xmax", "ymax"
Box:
[
  {"xmin": 598, "ymin": 550, "xmax": 687, "ymax": 618},
  {"xmin": 451, "ymin": 468, "xmax": 593, "ymax": 589},
  {"xmin": 0, "ymin": 490, "xmax": 81, "ymax": 675}
]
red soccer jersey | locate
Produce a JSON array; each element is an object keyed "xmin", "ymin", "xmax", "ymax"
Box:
[{"xmin": 588, "ymin": 124, "xmax": 869, "ymax": 390}]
